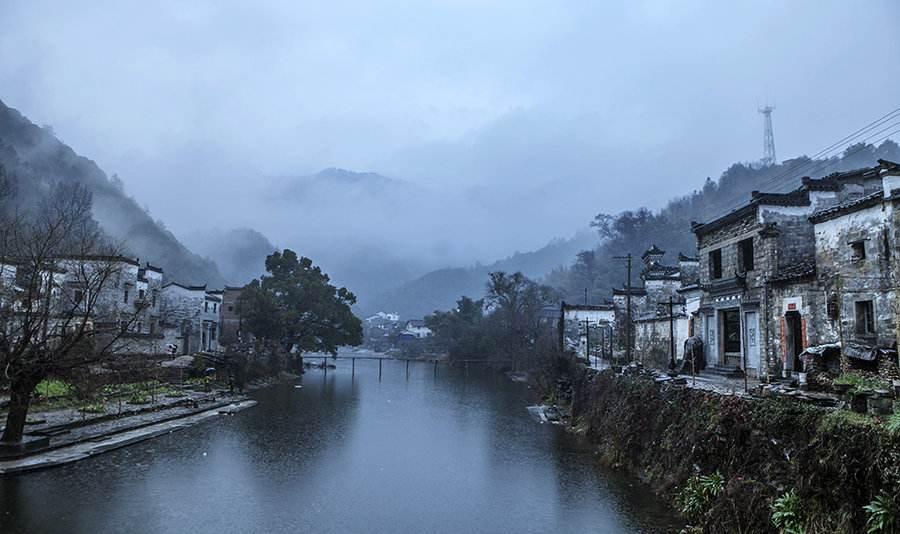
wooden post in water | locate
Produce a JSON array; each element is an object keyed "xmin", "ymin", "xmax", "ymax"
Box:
[
  {"xmin": 433, "ymin": 360, "xmax": 438, "ymax": 378},
  {"xmin": 323, "ymin": 357, "xmax": 327, "ymax": 377},
  {"xmin": 352, "ymin": 357, "xmax": 356, "ymax": 377},
  {"xmin": 379, "ymin": 358, "xmax": 383, "ymax": 381},
  {"xmin": 406, "ymin": 359, "xmax": 410, "ymax": 380}
]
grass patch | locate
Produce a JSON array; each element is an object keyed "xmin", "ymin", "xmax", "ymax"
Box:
[
  {"xmin": 818, "ymin": 409, "xmax": 876, "ymax": 434},
  {"xmin": 834, "ymin": 373, "xmax": 890, "ymax": 394},
  {"xmin": 35, "ymin": 379, "xmax": 72, "ymax": 399}
]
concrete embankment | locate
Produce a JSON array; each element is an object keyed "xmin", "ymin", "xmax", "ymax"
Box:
[
  {"xmin": 553, "ymin": 362, "xmax": 900, "ymax": 533},
  {"xmin": 0, "ymin": 399, "xmax": 257, "ymax": 475}
]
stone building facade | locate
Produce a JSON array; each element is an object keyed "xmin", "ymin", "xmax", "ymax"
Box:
[
  {"xmin": 691, "ymin": 159, "xmax": 900, "ymax": 379},
  {"xmin": 56, "ymin": 256, "xmax": 165, "ymax": 354},
  {"xmin": 160, "ymin": 282, "xmax": 221, "ymax": 354},
  {"xmin": 212, "ymin": 286, "xmax": 245, "ymax": 347}
]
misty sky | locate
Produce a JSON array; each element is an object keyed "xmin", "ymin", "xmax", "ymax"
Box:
[{"xmin": 2, "ymin": 0, "xmax": 899, "ymax": 271}]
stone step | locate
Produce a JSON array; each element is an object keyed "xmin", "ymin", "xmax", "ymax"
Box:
[{"xmin": 703, "ymin": 365, "xmax": 745, "ymax": 379}]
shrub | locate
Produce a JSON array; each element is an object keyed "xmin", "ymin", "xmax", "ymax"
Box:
[
  {"xmin": 771, "ymin": 489, "xmax": 805, "ymax": 534},
  {"xmin": 864, "ymin": 492, "xmax": 898, "ymax": 533},
  {"xmin": 677, "ymin": 472, "xmax": 725, "ymax": 521},
  {"xmin": 885, "ymin": 413, "xmax": 900, "ymax": 437}
]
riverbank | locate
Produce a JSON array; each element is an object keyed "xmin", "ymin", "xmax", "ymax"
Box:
[
  {"xmin": 0, "ymin": 372, "xmax": 298, "ymax": 474},
  {"xmin": 549, "ymin": 360, "xmax": 900, "ymax": 533}
]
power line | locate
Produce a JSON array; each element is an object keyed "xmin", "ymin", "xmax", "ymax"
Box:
[
  {"xmin": 700, "ymin": 109, "xmax": 900, "ymax": 216},
  {"xmin": 700, "ymin": 113, "xmax": 900, "ymax": 221},
  {"xmin": 706, "ymin": 117, "xmax": 900, "ymax": 216}
]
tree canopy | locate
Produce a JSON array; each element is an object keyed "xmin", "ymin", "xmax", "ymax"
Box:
[{"xmin": 238, "ymin": 249, "xmax": 362, "ymax": 354}]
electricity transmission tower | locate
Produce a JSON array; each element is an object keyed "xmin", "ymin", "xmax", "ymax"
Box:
[{"xmin": 759, "ymin": 105, "xmax": 776, "ymax": 166}]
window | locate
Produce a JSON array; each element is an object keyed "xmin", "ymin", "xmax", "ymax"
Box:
[
  {"xmin": 138, "ymin": 289, "xmax": 145, "ymax": 300},
  {"xmin": 855, "ymin": 300, "xmax": 875, "ymax": 335},
  {"xmin": 228, "ymin": 305, "xmax": 234, "ymax": 312},
  {"xmin": 73, "ymin": 289, "xmax": 84, "ymax": 304},
  {"xmin": 204, "ymin": 301, "xmax": 209, "ymax": 312},
  {"xmin": 709, "ymin": 249, "xmax": 723, "ymax": 279},
  {"xmin": 850, "ymin": 240, "xmax": 866, "ymax": 261},
  {"xmin": 213, "ymin": 303, "xmax": 217, "ymax": 313},
  {"xmin": 123, "ymin": 290, "xmax": 129, "ymax": 304},
  {"xmin": 738, "ymin": 238, "xmax": 754, "ymax": 272},
  {"xmin": 151, "ymin": 291, "xmax": 157, "ymax": 308}
]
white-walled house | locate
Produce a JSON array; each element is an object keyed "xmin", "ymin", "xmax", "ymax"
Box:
[{"xmin": 160, "ymin": 282, "xmax": 221, "ymax": 354}]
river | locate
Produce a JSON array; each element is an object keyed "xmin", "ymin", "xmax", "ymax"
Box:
[{"xmin": 0, "ymin": 356, "xmax": 678, "ymax": 533}]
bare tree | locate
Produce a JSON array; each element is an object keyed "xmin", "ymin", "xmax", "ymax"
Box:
[{"xmin": 0, "ymin": 180, "xmax": 143, "ymax": 444}]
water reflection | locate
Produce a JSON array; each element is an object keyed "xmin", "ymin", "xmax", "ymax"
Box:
[{"xmin": 1, "ymin": 357, "xmax": 677, "ymax": 533}]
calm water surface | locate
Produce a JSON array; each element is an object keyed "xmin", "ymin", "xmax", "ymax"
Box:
[{"xmin": 1, "ymin": 356, "xmax": 678, "ymax": 533}]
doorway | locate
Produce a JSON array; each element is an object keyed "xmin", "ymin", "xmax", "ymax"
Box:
[
  {"xmin": 784, "ymin": 311, "xmax": 804, "ymax": 372},
  {"xmin": 722, "ymin": 309, "xmax": 741, "ymax": 367}
]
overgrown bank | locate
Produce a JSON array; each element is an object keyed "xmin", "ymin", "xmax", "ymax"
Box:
[{"xmin": 552, "ymin": 362, "xmax": 900, "ymax": 533}]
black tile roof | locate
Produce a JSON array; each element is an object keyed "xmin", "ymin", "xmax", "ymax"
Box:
[
  {"xmin": 769, "ymin": 260, "xmax": 816, "ymax": 284},
  {"xmin": 809, "ymin": 191, "xmax": 885, "ymax": 224}
]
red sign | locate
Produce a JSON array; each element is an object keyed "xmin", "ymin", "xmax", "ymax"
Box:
[{"xmin": 787, "ymin": 303, "xmax": 797, "ymax": 311}]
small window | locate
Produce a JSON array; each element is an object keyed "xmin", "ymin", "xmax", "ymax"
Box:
[
  {"xmin": 213, "ymin": 303, "xmax": 217, "ymax": 313},
  {"xmin": 855, "ymin": 300, "xmax": 875, "ymax": 335},
  {"xmin": 124, "ymin": 290, "xmax": 129, "ymax": 304},
  {"xmin": 850, "ymin": 240, "xmax": 866, "ymax": 261},
  {"xmin": 73, "ymin": 289, "xmax": 84, "ymax": 304},
  {"xmin": 826, "ymin": 294, "xmax": 839, "ymax": 321},
  {"xmin": 709, "ymin": 249, "xmax": 723, "ymax": 279},
  {"xmin": 883, "ymin": 230, "xmax": 891, "ymax": 260},
  {"xmin": 228, "ymin": 305, "xmax": 234, "ymax": 312},
  {"xmin": 738, "ymin": 238, "xmax": 754, "ymax": 271},
  {"xmin": 138, "ymin": 289, "xmax": 145, "ymax": 300},
  {"xmin": 204, "ymin": 301, "xmax": 209, "ymax": 312}
]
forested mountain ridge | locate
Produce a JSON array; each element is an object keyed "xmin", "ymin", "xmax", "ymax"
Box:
[
  {"xmin": 546, "ymin": 140, "xmax": 900, "ymax": 304},
  {"xmin": 0, "ymin": 99, "xmax": 224, "ymax": 286},
  {"xmin": 364, "ymin": 230, "xmax": 597, "ymax": 318}
]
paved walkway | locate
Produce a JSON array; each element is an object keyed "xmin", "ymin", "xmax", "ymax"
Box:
[{"xmin": 0, "ymin": 399, "xmax": 257, "ymax": 475}]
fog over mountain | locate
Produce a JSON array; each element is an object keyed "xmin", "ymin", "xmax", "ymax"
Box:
[{"xmin": 1, "ymin": 0, "xmax": 898, "ymax": 311}]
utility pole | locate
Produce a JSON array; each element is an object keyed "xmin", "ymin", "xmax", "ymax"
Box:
[
  {"xmin": 759, "ymin": 105, "xmax": 776, "ymax": 166},
  {"xmin": 668, "ymin": 296, "xmax": 676, "ymax": 374},
  {"xmin": 584, "ymin": 318, "xmax": 590, "ymax": 365},
  {"xmin": 613, "ymin": 254, "xmax": 633, "ymax": 364}
]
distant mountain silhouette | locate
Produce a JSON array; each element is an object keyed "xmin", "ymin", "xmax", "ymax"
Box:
[
  {"xmin": 364, "ymin": 230, "xmax": 597, "ymax": 319},
  {"xmin": 0, "ymin": 99, "xmax": 224, "ymax": 286},
  {"xmin": 184, "ymin": 227, "xmax": 277, "ymax": 287}
]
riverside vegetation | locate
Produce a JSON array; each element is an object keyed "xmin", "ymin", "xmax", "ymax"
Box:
[{"xmin": 547, "ymin": 361, "xmax": 900, "ymax": 533}]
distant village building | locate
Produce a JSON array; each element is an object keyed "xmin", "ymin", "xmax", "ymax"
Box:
[
  {"xmin": 399, "ymin": 319, "xmax": 432, "ymax": 340},
  {"xmin": 609, "ymin": 246, "xmax": 699, "ymax": 366},
  {"xmin": 560, "ymin": 302, "xmax": 615, "ymax": 360},
  {"xmin": 210, "ymin": 286, "xmax": 244, "ymax": 346},
  {"xmin": 55, "ymin": 256, "xmax": 165, "ymax": 354},
  {"xmin": 160, "ymin": 283, "xmax": 221, "ymax": 354}
]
